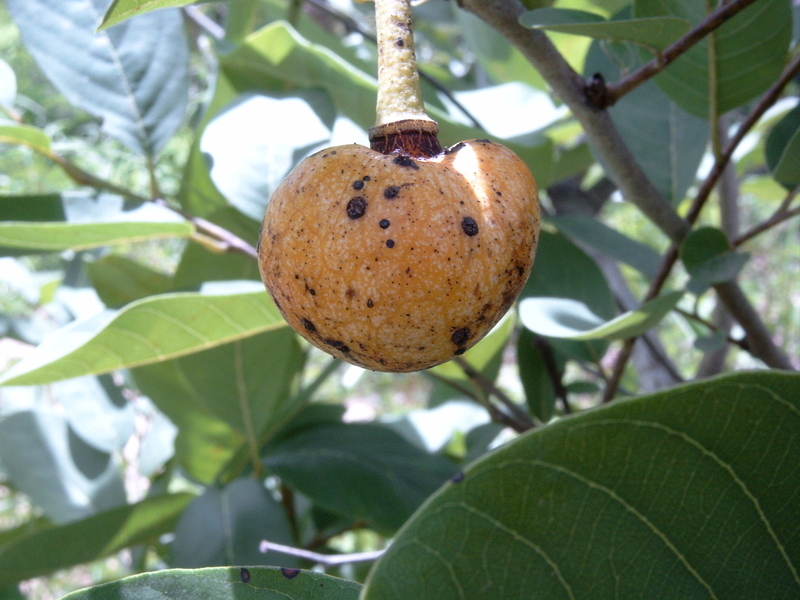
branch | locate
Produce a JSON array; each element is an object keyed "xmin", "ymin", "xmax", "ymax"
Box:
[
  {"xmin": 734, "ymin": 185, "xmax": 800, "ymax": 247},
  {"xmin": 602, "ymin": 0, "xmax": 760, "ymax": 107},
  {"xmin": 259, "ymin": 540, "xmax": 385, "ymax": 568},
  {"xmin": 458, "ymin": 0, "xmax": 795, "ymax": 373}
]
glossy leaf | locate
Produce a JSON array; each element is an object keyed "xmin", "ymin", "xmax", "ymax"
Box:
[
  {"xmin": 551, "ymin": 213, "xmax": 661, "ymax": 278},
  {"xmin": 0, "ymin": 285, "xmax": 286, "ymax": 386},
  {"xmin": 584, "ymin": 31, "xmax": 709, "ymax": 204},
  {"xmin": 172, "ymin": 477, "xmax": 296, "ymax": 568},
  {"xmin": 520, "ymin": 291, "xmax": 683, "ymax": 340},
  {"xmin": 60, "ymin": 567, "xmax": 362, "ymax": 600},
  {"xmin": 636, "ymin": 0, "xmax": 792, "ymax": 118},
  {"xmin": 361, "ymin": 371, "xmax": 800, "ymax": 600},
  {"xmin": 521, "ymin": 8, "xmax": 690, "ymax": 51},
  {"xmin": 765, "ymin": 102, "xmax": 800, "ymax": 189},
  {"xmin": 5, "ymin": 0, "xmax": 188, "ymax": 155},
  {"xmin": 0, "ymin": 493, "xmax": 193, "ymax": 587},
  {"xmin": 0, "ymin": 409, "xmax": 125, "ymax": 524},
  {"xmin": 681, "ymin": 226, "xmax": 750, "ymax": 285},
  {"xmin": 99, "ymin": 0, "xmax": 198, "ymax": 29},
  {"xmin": 264, "ymin": 422, "xmax": 459, "ymax": 533}
]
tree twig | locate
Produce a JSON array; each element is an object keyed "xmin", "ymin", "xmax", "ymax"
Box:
[
  {"xmin": 602, "ymin": 0, "xmax": 760, "ymax": 107},
  {"xmin": 734, "ymin": 185, "xmax": 800, "ymax": 247},
  {"xmin": 260, "ymin": 539, "xmax": 385, "ymax": 567}
]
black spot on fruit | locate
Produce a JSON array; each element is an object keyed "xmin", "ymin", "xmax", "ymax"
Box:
[
  {"xmin": 454, "ymin": 348, "xmax": 467, "ymax": 356},
  {"xmin": 384, "ymin": 186, "xmax": 400, "ymax": 199},
  {"xmin": 301, "ymin": 318, "xmax": 316, "ymax": 332},
  {"xmin": 379, "ymin": 219, "xmax": 391, "ymax": 229},
  {"xmin": 325, "ymin": 339, "xmax": 350, "ymax": 353},
  {"xmin": 451, "ymin": 327, "xmax": 471, "ymax": 346},
  {"xmin": 353, "ymin": 180, "xmax": 365, "ymax": 190},
  {"xmin": 462, "ymin": 216, "xmax": 479, "ymax": 236},
  {"xmin": 444, "ymin": 141, "xmax": 465, "ymax": 155},
  {"xmin": 386, "ymin": 239, "xmax": 395, "ymax": 248},
  {"xmin": 367, "ymin": 299, "xmax": 374, "ymax": 308},
  {"xmin": 393, "ymin": 155, "xmax": 419, "ymax": 169},
  {"xmin": 347, "ymin": 196, "xmax": 367, "ymax": 219}
]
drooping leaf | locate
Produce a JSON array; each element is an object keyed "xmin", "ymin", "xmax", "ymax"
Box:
[
  {"xmin": 60, "ymin": 567, "xmax": 362, "ymax": 600},
  {"xmin": 0, "ymin": 284, "xmax": 286, "ymax": 386},
  {"xmin": 171, "ymin": 477, "xmax": 296, "ymax": 568},
  {"xmin": 5, "ymin": 0, "xmax": 188, "ymax": 155},
  {"xmin": 765, "ymin": 102, "xmax": 800, "ymax": 189},
  {"xmin": 681, "ymin": 226, "xmax": 750, "ymax": 285},
  {"xmin": 0, "ymin": 409, "xmax": 126, "ymax": 524},
  {"xmin": 264, "ymin": 422, "xmax": 459, "ymax": 533},
  {"xmin": 551, "ymin": 213, "xmax": 661, "ymax": 278},
  {"xmin": 361, "ymin": 371, "xmax": 800, "ymax": 600},
  {"xmin": 0, "ymin": 493, "xmax": 193, "ymax": 587},
  {"xmin": 584, "ymin": 30, "xmax": 709, "ymax": 204},
  {"xmin": 635, "ymin": 0, "xmax": 792, "ymax": 118},
  {"xmin": 99, "ymin": 0, "xmax": 198, "ymax": 29},
  {"xmin": 520, "ymin": 291, "xmax": 683, "ymax": 341},
  {"xmin": 521, "ymin": 8, "xmax": 690, "ymax": 51}
]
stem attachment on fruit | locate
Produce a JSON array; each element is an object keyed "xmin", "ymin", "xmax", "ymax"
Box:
[{"xmin": 369, "ymin": 0, "xmax": 441, "ymax": 158}]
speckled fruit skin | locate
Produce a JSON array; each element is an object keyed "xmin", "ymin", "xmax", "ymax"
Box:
[{"xmin": 258, "ymin": 139, "xmax": 540, "ymax": 372}]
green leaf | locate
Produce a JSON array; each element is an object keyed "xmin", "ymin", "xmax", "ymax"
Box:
[
  {"xmin": 264, "ymin": 422, "xmax": 459, "ymax": 533},
  {"xmin": 361, "ymin": 371, "xmax": 800, "ymax": 600},
  {"xmin": 172, "ymin": 477, "xmax": 296, "ymax": 568},
  {"xmin": 5, "ymin": 0, "xmax": 188, "ymax": 155},
  {"xmin": 0, "ymin": 218, "xmax": 194, "ymax": 251},
  {"xmin": 583, "ymin": 32, "xmax": 709, "ymax": 204},
  {"xmin": 765, "ymin": 102, "xmax": 800, "ymax": 189},
  {"xmin": 681, "ymin": 226, "xmax": 750, "ymax": 285},
  {"xmin": 0, "ymin": 285, "xmax": 286, "ymax": 386},
  {"xmin": 87, "ymin": 254, "xmax": 174, "ymax": 308},
  {"xmin": 0, "ymin": 409, "xmax": 125, "ymax": 524},
  {"xmin": 0, "ymin": 124, "xmax": 51, "ymax": 153},
  {"xmin": 520, "ymin": 291, "xmax": 683, "ymax": 340},
  {"xmin": 551, "ymin": 214, "xmax": 661, "ymax": 278},
  {"xmin": 636, "ymin": 0, "xmax": 792, "ymax": 118},
  {"xmin": 0, "ymin": 493, "xmax": 193, "ymax": 587},
  {"xmin": 60, "ymin": 567, "xmax": 362, "ymax": 600},
  {"xmin": 517, "ymin": 328, "xmax": 560, "ymax": 422},
  {"xmin": 99, "ymin": 0, "xmax": 198, "ymax": 29},
  {"xmin": 521, "ymin": 8, "xmax": 690, "ymax": 51}
]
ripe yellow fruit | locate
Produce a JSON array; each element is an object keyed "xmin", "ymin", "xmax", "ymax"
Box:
[{"xmin": 257, "ymin": 139, "xmax": 539, "ymax": 372}]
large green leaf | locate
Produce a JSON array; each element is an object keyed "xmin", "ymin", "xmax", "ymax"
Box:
[
  {"xmin": 681, "ymin": 226, "xmax": 750, "ymax": 285},
  {"xmin": 520, "ymin": 291, "xmax": 683, "ymax": 340},
  {"xmin": 0, "ymin": 284, "xmax": 285, "ymax": 386},
  {"xmin": 171, "ymin": 477, "xmax": 296, "ymax": 568},
  {"xmin": 0, "ymin": 409, "xmax": 125, "ymax": 524},
  {"xmin": 361, "ymin": 371, "xmax": 800, "ymax": 600},
  {"xmin": 5, "ymin": 0, "xmax": 188, "ymax": 155},
  {"xmin": 635, "ymin": 0, "xmax": 792, "ymax": 118},
  {"xmin": 87, "ymin": 254, "xmax": 174, "ymax": 308},
  {"xmin": 0, "ymin": 493, "xmax": 193, "ymax": 587},
  {"xmin": 99, "ymin": 0, "xmax": 198, "ymax": 29},
  {"xmin": 584, "ymin": 29, "xmax": 709, "ymax": 204},
  {"xmin": 521, "ymin": 8, "xmax": 690, "ymax": 51},
  {"xmin": 264, "ymin": 422, "xmax": 459, "ymax": 533},
  {"xmin": 765, "ymin": 102, "xmax": 800, "ymax": 189},
  {"xmin": 60, "ymin": 567, "xmax": 362, "ymax": 600}
]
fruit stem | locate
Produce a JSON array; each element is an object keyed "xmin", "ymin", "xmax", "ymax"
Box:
[{"xmin": 369, "ymin": 0, "xmax": 441, "ymax": 157}]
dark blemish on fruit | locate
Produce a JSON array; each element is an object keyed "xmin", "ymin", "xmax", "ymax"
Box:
[
  {"xmin": 346, "ymin": 288, "xmax": 356, "ymax": 299},
  {"xmin": 451, "ymin": 471, "xmax": 465, "ymax": 483},
  {"xmin": 444, "ymin": 141, "xmax": 465, "ymax": 155},
  {"xmin": 462, "ymin": 216, "xmax": 479, "ymax": 236},
  {"xmin": 347, "ymin": 196, "xmax": 368, "ymax": 219},
  {"xmin": 363, "ymin": 175, "xmax": 371, "ymax": 181},
  {"xmin": 240, "ymin": 568, "xmax": 251, "ymax": 583},
  {"xmin": 386, "ymin": 239, "xmax": 395, "ymax": 248},
  {"xmin": 495, "ymin": 190, "xmax": 502, "ymax": 196},
  {"xmin": 379, "ymin": 219, "xmax": 390, "ymax": 229},
  {"xmin": 384, "ymin": 185, "xmax": 400, "ymax": 199},
  {"xmin": 309, "ymin": 289, "xmax": 316, "ymax": 295},
  {"xmin": 395, "ymin": 37, "xmax": 404, "ymax": 47},
  {"xmin": 322, "ymin": 153, "xmax": 329, "ymax": 158},
  {"xmin": 281, "ymin": 568, "xmax": 300, "ymax": 580},
  {"xmin": 454, "ymin": 348, "xmax": 467, "ymax": 356},
  {"xmin": 331, "ymin": 150, "xmax": 337, "ymax": 155},
  {"xmin": 452, "ymin": 327, "xmax": 471, "ymax": 346},
  {"xmin": 295, "ymin": 274, "xmax": 299, "ymax": 279},
  {"xmin": 393, "ymin": 155, "xmax": 419, "ymax": 170},
  {"xmin": 324, "ymin": 339, "xmax": 350, "ymax": 353},
  {"xmin": 301, "ymin": 318, "xmax": 316, "ymax": 332},
  {"xmin": 353, "ymin": 180, "xmax": 365, "ymax": 190},
  {"xmin": 367, "ymin": 299, "xmax": 374, "ymax": 308},
  {"xmin": 476, "ymin": 138, "xmax": 491, "ymax": 143}
]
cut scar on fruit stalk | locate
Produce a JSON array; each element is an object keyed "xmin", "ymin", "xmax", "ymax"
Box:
[{"xmin": 368, "ymin": 0, "xmax": 442, "ymax": 158}]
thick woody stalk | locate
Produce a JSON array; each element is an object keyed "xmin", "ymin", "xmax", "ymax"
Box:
[{"xmin": 369, "ymin": 0, "xmax": 441, "ymax": 157}]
